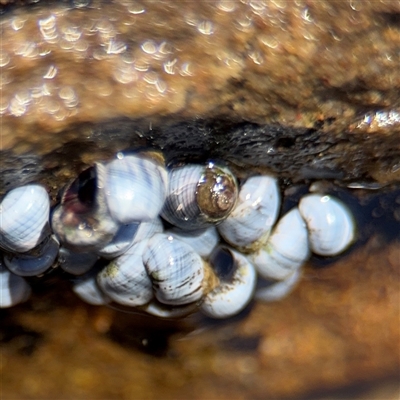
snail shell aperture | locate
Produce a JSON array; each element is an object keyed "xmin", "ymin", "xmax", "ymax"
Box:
[
  {"xmin": 3, "ymin": 235, "xmax": 60, "ymax": 277},
  {"xmin": 51, "ymin": 164, "xmax": 120, "ymax": 252},
  {"xmin": 201, "ymin": 246, "xmax": 257, "ymax": 319}
]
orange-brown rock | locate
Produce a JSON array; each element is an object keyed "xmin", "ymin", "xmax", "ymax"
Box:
[{"xmin": 1, "ymin": 0, "xmax": 399, "ymax": 188}]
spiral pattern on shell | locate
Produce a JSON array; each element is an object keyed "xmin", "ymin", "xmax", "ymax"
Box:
[{"xmin": 161, "ymin": 162, "xmax": 239, "ymax": 230}]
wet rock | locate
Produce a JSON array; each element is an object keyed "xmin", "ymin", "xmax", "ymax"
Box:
[
  {"xmin": 1, "ymin": 2, "xmax": 400, "ymax": 399},
  {"xmin": 0, "ymin": 0, "xmax": 400, "ymax": 192}
]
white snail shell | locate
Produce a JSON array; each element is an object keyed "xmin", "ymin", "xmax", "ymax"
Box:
[
  {"xmin": 201, "ymin": 246, "xmax": 257, "ymax": 319},
  {"xmin": 0, "ymin": 184, "xmax": 50, "ymax": 253},
  {"xmin": 3, "ymin": 235, "xmax": 59, "ymax": 277},
  {"xmin": 104, "ymin": 154, "xmax": 168, "ymax": 224},
  {"xmin": 166, "ymin": 226, "xmax": 219, "ymax": 259},
  {"xmin": 161, "ymin": 162, "xmax": 238, "ymax": 230},
  {"xmin": 249, "ymin": 207, "xmax": 310, "ymax": 281},
  {"xmin": 97, "ymin": 240, "xmax": 154, "ymax": 307},
  {"xmin": 143, "ymin": 233, "xmax": 206, "ymax": 306},
  {"xmin": 0, "ymin": 262, "xmax": 31, "ymax": 308},
  {"xmin": 299, "ymin": 194, "xmax": 356, "ymax": 256},
  {"xmin": 218, "ymin": 175, "xmax": 280, "ymax": 252}
]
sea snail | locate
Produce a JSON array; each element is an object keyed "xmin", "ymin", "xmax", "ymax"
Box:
[
  {"xmin": 249, "ymin": 207, "xmax": 310, "ymax": 281},
  {"xmin": 103, "ymin": 153, "xmax": 168, "ymax": 224},
  {"xmin": 201, "ymin": 246, "xmax": 257, "ymax": 319},
  {"xmin": 218, "ymin": 174, "xmax": 281, "ymax": 252},
  {"xmin": 0, "ymin": 149, "xmax": 358, "ymax": 319},
  {"xmin": 298, "ymin": 194, "xmax": 356, "ymax": 256},
  {"xmin": 51, "ymin": 152, "xmax": 168, "ymax": 251},
  {"xmin": 51, "ymin": 164, "xmax": 120, "ymax": 252},
  {"xmin": 161, "ymin": 162, "xmax": 239, "ymax": 230}
]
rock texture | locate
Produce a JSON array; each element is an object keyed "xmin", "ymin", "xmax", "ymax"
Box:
[
  {"xmin": 1, "ymin": 0, "xmax": 400, "ymax": 191},
  {"xmin": 1, "ymin": 1, "xmax": 400, "ymax": 399}
]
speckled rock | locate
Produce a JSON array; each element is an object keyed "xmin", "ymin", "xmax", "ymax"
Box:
[
  {"xmin": 1, "ymin": 2, "xmax": 400, "ymax": 398},
  {"xmin": 0, "ymin": 0, "xmax": 400, "ymax": 193}
]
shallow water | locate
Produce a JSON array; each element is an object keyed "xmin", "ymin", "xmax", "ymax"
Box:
[{"xmin": 1, "ymin": 187, "xmax": 399, "ymax": 399}]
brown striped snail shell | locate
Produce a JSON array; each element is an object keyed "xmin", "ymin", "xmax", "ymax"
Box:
[{"xmin": 161, "ymin": 162, "xmax": 238, "ymax": 230}]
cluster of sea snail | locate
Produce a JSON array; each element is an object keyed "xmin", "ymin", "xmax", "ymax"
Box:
[{"xmin": 0, "ymin": 149, "xmax": 356, "ymax": 319}]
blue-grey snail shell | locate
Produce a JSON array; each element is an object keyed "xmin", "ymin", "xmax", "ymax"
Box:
[
  {"xmin": 96, "ymin": 218, "xmax": 165, "ymax": 306},
  {"xmin": 298, "ymin": 194, "xmax": 356, "ymax": 256},
  {"xmin": 249, "ymin": 207, "xmax": 310, "ymax": 281},
  {"xmin": 0, "ymin": 261, "xmax": 31, "ymax": 308},
  {"xmin": 142, "ymin": 233, "xmax": 211, "ymax": 306},
  {"xmin": 97, "ymin": 239, "xmax": 154, "ymax": 307},
  {"xmin": 161, "ymin": 162, "xmax": 239, "ymax": 230},
  {"xmin": 218, "ymin": 175, "xmax": 281, "ymax": 252},
  {"xmin": 103, "ymin": 153, "xmax": 168, "ymax": 224},
  {"xmin": 201, "ymin": 246, "xmax": 257, "ymax": 319},
  {"xmin": 3, "ymin": 235, "xmax": 60, "ymax": 277},
  {"xmin": 51, "ymin": 164, "xmax": 120, "ymax": 252},
  {"xmin": 0, "ymin": 184, "xmax": 50, "ymax": 253}
]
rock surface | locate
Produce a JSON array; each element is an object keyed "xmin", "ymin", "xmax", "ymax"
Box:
[
  {"xmin": 0, "ymin": 2, "xmax": 400, "ymax": 399},
  {"xmin": 1, "ymin": 0, "xmax": 400, "ymax": 191}
]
